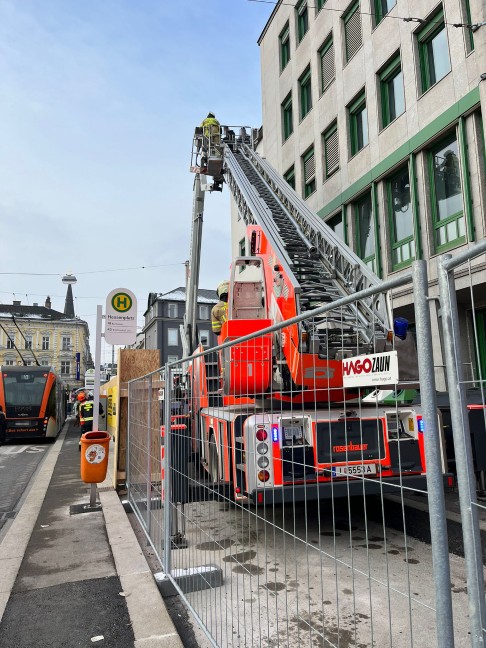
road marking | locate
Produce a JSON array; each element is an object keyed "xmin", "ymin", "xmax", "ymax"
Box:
[{"xmin": 1, "ymin": 445, "xmax": 46, "ymax": 455}]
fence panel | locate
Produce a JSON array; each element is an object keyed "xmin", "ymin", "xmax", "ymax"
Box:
[{"xmin": 126, "ymin": 262, "xmax": 486, "ymax": 647}]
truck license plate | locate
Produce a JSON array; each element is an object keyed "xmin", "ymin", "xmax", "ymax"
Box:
[{"xmin": 332, "ymin": 464, "xmax": 377, "ymax": 477}]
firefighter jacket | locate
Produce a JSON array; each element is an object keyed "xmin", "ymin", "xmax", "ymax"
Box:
[
  {"xmin": 211, "ymin": 300, "xmax": 228, "ymax": 334},
  {"xmin": 201, "ymin": 116, "xmax": 220, "ymax": 140},
  {"xmin": 79, "ymin": 402, "xmax": 94, "ymax": 424}
]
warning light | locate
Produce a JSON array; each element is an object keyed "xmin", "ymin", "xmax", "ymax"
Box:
[
  {"xmin": 257, "ymin": 492, "xmax": 264, "ymax": 504},
  {"xmin": 271, "ymin": 425, "xmax": 279, "ymax": 442},
  {"xmin": 417, "ymin": 417, "xmax": 425, "ymax": 433},
  {"xmin": 256, "ymin": 429, "xmax": 268, "ymax": 442},
  {"xmin": 447, "ymin": 475, "xmax": 455, "ymax": 488},
  {"xmin": 258, "ymin": 470, "xmax": 270, "ymax": 482}
]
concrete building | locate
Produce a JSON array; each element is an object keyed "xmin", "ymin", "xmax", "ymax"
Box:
[
  {"xmin": 249, "ymin": 0, "xmax": 486, "ymax": 388},
  {"xmin": 0, "ymin": 294, "xmax": 91, "ymax": 389},
  {"xmin": 143, "ymin": 287, "xmax": 218, "ymax": 366}
]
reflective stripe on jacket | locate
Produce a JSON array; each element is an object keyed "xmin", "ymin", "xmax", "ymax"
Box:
[
  {"xmin": 79, "ymin": 402, "xmax": 94, "ymax": 423},
  {"xmin": 211, "ymin": 301, "xmax": 227, "ymax": 334},
  {"xmin": 201, "ymin": 117, "xmax": 220, "ymax": 138}
]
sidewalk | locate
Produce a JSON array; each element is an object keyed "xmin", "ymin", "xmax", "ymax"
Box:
[{"xmin": 0, "ymin": 419, "xmax": 183, "ymax": 648}]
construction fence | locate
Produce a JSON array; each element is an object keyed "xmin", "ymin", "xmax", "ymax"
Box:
[{"xmin": 127, "ymin": 243, "xmax": 486, "ymax": 648}]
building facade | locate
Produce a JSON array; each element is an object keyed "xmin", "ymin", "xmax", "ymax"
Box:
[
  {"xmin": 249, "ymin": 0, "xmax": 486, "ymax": 388},
  {"xmin": 143, "ymin": 288, "xmax": 218, "ymax": 366},
  {"xmin": 0, "ymin": 296, "xmax": 91, "ymax": 389}
]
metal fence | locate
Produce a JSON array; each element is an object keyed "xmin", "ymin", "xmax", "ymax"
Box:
[{"xmin": 127, "ymin": 245, "xmax": 486, "ymax": 648}]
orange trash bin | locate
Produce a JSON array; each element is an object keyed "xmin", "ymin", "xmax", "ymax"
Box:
[{"xmin": 80, "ymin": 431, "xmax": 111, "ymax": 483}]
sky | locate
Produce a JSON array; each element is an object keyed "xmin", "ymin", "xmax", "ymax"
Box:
[{"xmin": 0, "ymin": 0, "xmax": 273, "ymax": 362}]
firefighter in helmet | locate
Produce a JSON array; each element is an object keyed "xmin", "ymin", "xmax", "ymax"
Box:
[
  {"xmin": 211, "ymin": 280, "xmax": 229, "ymax": 335},
  {"xmin": 201, "ymin": 112, "xmax": 220, "ymax": 145},
  {"xmin": 78, "ymin": 392, "xmax": 94, "ymax": 436}
]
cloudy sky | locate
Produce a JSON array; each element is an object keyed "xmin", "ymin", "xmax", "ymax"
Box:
[{"xmin": 0, "ymin": 0, "xmax": 273, "ymax": 361}]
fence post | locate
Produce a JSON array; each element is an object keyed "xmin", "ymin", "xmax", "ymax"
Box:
[
  {"xmin": 127, "ymin": 380, "xmax": 132, "ymax": 502},
  {"xmin": 163, "ymin": 364, "xmax": 172, "ymax": 575},
  {"xmin": 437, "ymin": 253, "xmax": 486, "ymax": 648},
  {"xmin": 412, "ymin": 260, "xmax": 455, "ymax": 647},
  {"xmin": 147, "ymin": 374, "xmax": 152, "ymax": 537}
]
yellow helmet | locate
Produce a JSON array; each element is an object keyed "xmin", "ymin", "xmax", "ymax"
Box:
[{"xmin": 216, "ymin": 280, "xmax": 229, "ymax": 298}]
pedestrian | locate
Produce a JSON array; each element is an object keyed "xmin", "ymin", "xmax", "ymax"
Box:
[
  {"xmin": 211, "ymin": 280, "xmax": 229, "ymax": 335},
  {"xmin": 0, "ymin": 405, "xmax": 6, "ymax": 445}
]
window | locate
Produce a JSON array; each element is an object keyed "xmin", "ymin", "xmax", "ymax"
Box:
[
  {"xmin": 355, "ymin": 192, "xmax": 376, "ymax": 271},
  {"xmin": 168, "ymin": 328, "xmax": 179, "ymax": 346},
  {"xmin": 60, "ymin": 361, "xmax": 71, "ymax": 376},
  {"xmin": 302, "ymin": 147, "xmax": 316, "ymax": 198},
  {"xmin": 5, "ymin": 360, "xmax": 15, "ymax": 366},
  {"xmin": 464, "ymin": 0, "xmax": 474, "ymax": 52},
  {"xmin": 6, "ymin": 334, "xmax": 15, "ymax": 349},
  {"xmin": 42, "ymin": 336, "xmax": 50, "ymax": 350},
  {"xmin": 284, "ymin": 166, "xmax": 295, "ymax": 190},
  {"xmin": 349, "ymin": 92, "xmax": 368, "ymax": 156},
  {"xmin": 387, "ymin": 166, "xmax": 415, "ymax": 269},
  {"xmin": 323, "ymin": 121, "xmax": 339, "ymax": 178},
  {"xmin": 429, "ymin": 134, "xmax": 465, "ymax": 251},
  {"xmin": 417, "ymin": 10, "xmax": 451, "ymax": 94},
  {"xmin": 279, "ymin": 23, "xmax": 291, "ymax": 71},
  {"xmin": 282, "ymin": 93, "xmax": 293, "ymax": 141},
  {"xmin": 62, "ymin": 336, "xmax": 71, "ymax": 351},
  {"xmin": 239, "ymin": 238, "xmax": 246, "ymax": 272},
  {"xmin": 327, "ymin": 213, "xmax": 345, "ymax": 242},
  {"xmin": 299, "ymin": 66, "xmax": 312, "ymax": 120},
  {"xmin": 296, "ymin": 0, "xmax": 309, "ymax": 43},
  {"xmin": 167, "ymin": 355, "xmax": 179, "ymax": 364},
  {"xmin": 343, "ymin": 2, "xmax": 362, "ymax": 63},
  {"xmin": 317, "ymin": 0, "xmax": 326, "ymax": 12},
  {"xmin": 25, "ymin": 335, "xmax": 33, "ymax": 350},
  {"xmin": 374, "ymin": 0, "xmax": 396, "ymax": 26},
  {"xmin": 319, "ymin": 35, "xmax": 335, "ymax": 93},
  {"xmin": 199, "ymin": 331, "xmax": 210, "ymax": 347},
  {"xmin": 380, "ymin": 54, "xmax": 405, "ymax": 128},
  {"xmin": 168, "ymin": 303, "xmax": 178, "ymax": 318},
  {"xmin": 199, "ymin": 305, "xmax": 209, "ymax": 320},
  {"xmin": 40, "ymin": 359, "xmax": 50, "ymax": 366}
]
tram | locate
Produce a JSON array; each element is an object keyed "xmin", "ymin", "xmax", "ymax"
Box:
[{"xmin": 0, "ymin": 366, "xmax": 66, "ymax": 441}]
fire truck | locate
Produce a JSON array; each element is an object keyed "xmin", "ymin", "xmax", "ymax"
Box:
[{"xmin": 180, "ymin": 124, "xmax": 445, "ymax": 505}]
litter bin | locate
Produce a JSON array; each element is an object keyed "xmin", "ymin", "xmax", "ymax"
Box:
[{"xmin": 80, "ymin": 431, "xmax": 110, "ymax": 483}]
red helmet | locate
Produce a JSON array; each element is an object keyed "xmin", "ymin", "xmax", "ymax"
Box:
[{"xmin": 77, "ymin": 393, "xmax": 86, "ymax": 402}]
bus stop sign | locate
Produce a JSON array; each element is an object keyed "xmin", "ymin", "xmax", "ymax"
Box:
[{"xmin": 105, "ymin": 288, "xmax": 137, "ymax": 345}]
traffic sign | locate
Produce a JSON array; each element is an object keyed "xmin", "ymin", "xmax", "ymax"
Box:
[{"xmin": 105, "ymin": 288, "xmax": 137, "ymax": 345}]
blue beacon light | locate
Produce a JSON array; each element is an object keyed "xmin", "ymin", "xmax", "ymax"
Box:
[{"xmin": 272, "ymin": 425, "xmax": 279, "ymax": 442}]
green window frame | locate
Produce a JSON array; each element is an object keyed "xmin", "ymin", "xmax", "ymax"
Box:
[
  {"xmin": 296, "ymin": 0, "xmax": 309, "ymax": 43},
  {"xmin": 348, "ymin": 91, "xmax": 368, "ymax": 156},
  {"xmin": 284, "ymin": 166, "xmax": 295, "ymax": 190},
  {"xmin": 374, "ymin": 0, "xmax": 396, "ymax": 26},
  {"xmin": 354, "ymin": 192, "xmax": 376, "ymax": 271},
  {"xmin": 319, "ymin": 35, "xmax": 335, "ymax": 94},
  {"xmin": 417, "ymin": 9, "xmax": 451, "ymax": 94},
  {"xmin": 282, "ymin": 93, "xmax": 293, "ymax": 141},
  {"xmin": 428, "ymin": 133, "xmax": 466, "ymax": 252},
  {"xmin": 317, "ymin": 0, "xmax": 326, "ymax": 12},
  {"xmin": 299, "ymin": 66, "xmax": 312, "ymax": 120},
  {"xmin": 239, "ymin": 238, "xmax": 246, "ymax": 272},
  {"xmin": 279, "ymin": 23, "xmax": 291, "ymax": 71},
  {"xmin": 379, "ymin": 54, "xmax": 405, "ymax": 128},
  {"xmin": 387, "ymin": 164, "xmax": 416, "ymax": 270},
  {"xmin": 343, "ymin": 1, "xmax": 362, "ymax": 63},
  {"xmin": 323, "ymin": 121, "xmax": 339, "ymax": 178},
  {"xmin": 302, "ymin": 147, "xmax": 316, "ymax": 198},
  {"xmin": 473, "ymin": 309, "xmax": 486, "ymax": 384},
  {"xmin": 464, "ymin": 0, "xmax": 474, "ymax": 52}
]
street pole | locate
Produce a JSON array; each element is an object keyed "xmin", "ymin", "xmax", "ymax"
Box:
[{"xmin": 93, "ymin": 305, "xmax": 102, "ymax": 431}]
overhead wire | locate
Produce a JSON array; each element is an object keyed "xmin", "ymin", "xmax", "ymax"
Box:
[
  {"xmin": 0, "ymin": 261, "xmax": 185, "ymax": 277},
  {"xmin": 246, "ymin": 0, "xmax": 483, "ymax": 30}
]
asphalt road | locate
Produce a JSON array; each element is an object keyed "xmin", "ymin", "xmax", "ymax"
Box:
[{"xmin": 0, "ymin": 440, "xmax": 51, "ymax": 537}]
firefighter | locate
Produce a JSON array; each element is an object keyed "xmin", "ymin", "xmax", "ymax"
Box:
[
  {"xmin": 201, "ymin": 112, "xmax": 220, "ymax": 146},
  {"xmin": 211, "ymin": 280, "xmax": 229, "ymax": 335},
  {"xmin": 78, "ymin": 393, "xmax": 94, "ymax": 436}
]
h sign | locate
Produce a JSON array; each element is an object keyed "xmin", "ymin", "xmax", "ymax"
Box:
[{"xmin": 105, "ymin": 288, "xmax": 137, "ymax": 345}]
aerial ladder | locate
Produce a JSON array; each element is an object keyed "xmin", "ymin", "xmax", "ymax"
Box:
[{"xmin": 184, "ymin": 123, "xmax": 416, "ymax": 405}]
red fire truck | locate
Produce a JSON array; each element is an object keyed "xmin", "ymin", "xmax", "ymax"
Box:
[{"xmin": 181, "ymin": 125, "xmax": 445, "ymax": 505}]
